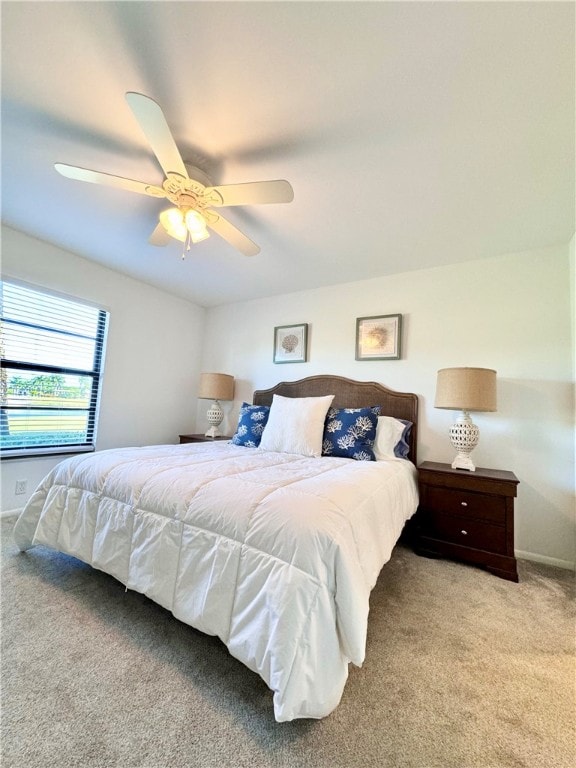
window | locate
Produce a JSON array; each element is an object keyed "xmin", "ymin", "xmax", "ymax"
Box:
[{"xmin": 0, "ymin": 280, "xmax": 108, "ymax": 458}]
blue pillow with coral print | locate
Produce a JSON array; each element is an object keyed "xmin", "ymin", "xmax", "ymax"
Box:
[
  {"xmin": 231, "ymin": 403, "xmax": 270, "ymax": 447},
  {"xmin": 322, "ymin": 406, "xmax": 381, "ymax": 461}
]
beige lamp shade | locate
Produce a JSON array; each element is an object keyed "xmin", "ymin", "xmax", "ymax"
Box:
[
  {"xmin": 435, "ymin": 367, "xmax": 496, "ymax": 471},
  {"xmin": 435, "ymin": 368, "xmax": 497, "ymax": 412},
  {"xmin": 198, "ymin": 373, "xmax": 235, "ymax": 401}
]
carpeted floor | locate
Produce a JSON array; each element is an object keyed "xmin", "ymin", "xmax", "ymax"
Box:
[{"xmin": 1, "ymin": 514, "xmax": 574, "ymax": 768}]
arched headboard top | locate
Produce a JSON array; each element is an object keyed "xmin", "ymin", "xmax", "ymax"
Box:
[{"xmin": 253, "ymin": 375, "xmax": 418, "ymax": 463}]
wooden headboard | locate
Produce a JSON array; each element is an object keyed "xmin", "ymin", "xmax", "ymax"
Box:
[{"xmin": 253, "ymin": 375, "xmax": 418, "ymax": 464}]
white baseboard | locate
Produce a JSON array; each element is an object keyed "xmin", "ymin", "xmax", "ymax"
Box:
[{"xmin": 516, "ymin": 549, "xmax": 575, "ymax": 572}]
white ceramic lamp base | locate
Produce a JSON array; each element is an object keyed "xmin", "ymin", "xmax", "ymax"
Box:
[
  {"xmin": 205, "ymin": 400, "xmax": 224, "ymax": 438},
  {"xmin": 449, "ymin": 411, "xmax": 480, "ymax": 471}
]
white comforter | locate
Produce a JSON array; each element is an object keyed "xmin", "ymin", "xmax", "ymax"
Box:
[{"xmin": 13, "ymin": 442, "xmax": 418, "ymax": 721}]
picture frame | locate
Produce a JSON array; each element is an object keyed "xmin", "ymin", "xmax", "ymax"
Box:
[
  {"xmin": 273, "ymin": 323, "xmax": 308, "ymax": 364},
  {"xmin": 355, "ymin": 314, "xmax": 402, "ymax": 360}
]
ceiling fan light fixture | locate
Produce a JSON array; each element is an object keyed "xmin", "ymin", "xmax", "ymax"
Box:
[
  {"xmin": 159, "ymin": 207, "xmax": 187, "ymax": 242},
  {"xmin": 185, "ymin": 209, "xmax": 210, "ymax": 243},
  {"xmin": 159, "ymin": 207, "xmax": 210, "ymax": 244}
]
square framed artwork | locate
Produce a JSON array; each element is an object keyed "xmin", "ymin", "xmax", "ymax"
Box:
[
  {"xmin": 273, "ymin": 323, "xmax": 308, "ymax": 364},
  {"xmin": 355, "ymin": 314, "xmax": 402, "ymax": 360}
]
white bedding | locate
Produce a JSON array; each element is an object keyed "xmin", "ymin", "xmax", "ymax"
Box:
[{"xmin": 13, "ymin": 441, "xmax": 418, "ymax": 721}]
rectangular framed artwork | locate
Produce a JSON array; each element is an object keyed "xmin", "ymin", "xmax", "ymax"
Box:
[
  {"xmin": 273, "ymin": 323, "xmax": 308, "ymax": 364},
  {"xmin": 355, "ymin": 314, "xmax": 402, "ymax": 360}
]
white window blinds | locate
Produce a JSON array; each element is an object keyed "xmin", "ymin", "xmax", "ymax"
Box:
[{"xmin": 0, "ymin": 280, "xmax": 108, "ymax": 457}]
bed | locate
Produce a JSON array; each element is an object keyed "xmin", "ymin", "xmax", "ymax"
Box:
[{"xmin": 13, "ymin": 375, "xmax": 419, "ymax": 722}]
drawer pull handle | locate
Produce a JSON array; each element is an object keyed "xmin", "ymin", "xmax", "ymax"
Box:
[
  {"xmin": 461, "ymin": 530, "xmax": 468, "ymax": 535},
  {"xmin": 460, "ymin": 501, "xmax": 468, "ymax": 507}
]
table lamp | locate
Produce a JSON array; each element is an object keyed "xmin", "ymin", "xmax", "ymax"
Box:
[
  {"xmin": 434, "ymin": 367, "xmax": 497, "ymax": 471},
  {"xmin": 198, "ymin": 373, "xmax": 235, "ymax": 438}
]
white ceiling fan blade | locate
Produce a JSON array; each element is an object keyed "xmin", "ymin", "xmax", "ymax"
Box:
[
  {"xmin": 208, "ymin": 213, "xmax": 260, "ymax": 256},
  {"xmin": 125, "ymin": 92, "xmax": 188, "ymax": 179},
  {"xmin": 54, "ymin": 163, "xmax": 166, "ymax": 198},
  {"xmin": 149, "ymin": 222, "xmax": 171, "ymax": 247},
  {"xmin": 204, "ymin": 180, "xmax": 294, "ymax": 207}
]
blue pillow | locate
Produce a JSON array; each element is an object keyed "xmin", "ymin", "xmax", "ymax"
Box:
[
  {"xmin": 322, "ymin": 406, "xmax": 380, "ymax": 461},
  {"xmin": 395, "ymin": 419, "xmax": 412, "ymax": 459},
  {"xmin": 231, "ymin": 403, "xmax": 270, "ymax": 447}
]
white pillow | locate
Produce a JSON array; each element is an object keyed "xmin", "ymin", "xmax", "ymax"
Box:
[
  {"xmin": 373, "ymin": 416, "xmax": 406, "ymax": 460},
  {"xmin": 259, "ymin": 394, "xmax": 335, "ymax": 457}
]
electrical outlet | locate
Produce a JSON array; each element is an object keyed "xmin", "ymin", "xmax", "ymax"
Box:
[{"xmin": 15, "ymin": 480, "xmax": 27, "ymax": 495}]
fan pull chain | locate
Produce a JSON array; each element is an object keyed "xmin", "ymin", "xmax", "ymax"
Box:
[{"xmin": 181, "ymin": 231, "xmax": 193, "ymax": 260}]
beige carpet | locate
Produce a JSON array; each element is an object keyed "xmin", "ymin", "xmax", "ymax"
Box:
[{"xmin": 1, "ymin": 515, "xmax": 574, "ymax": 768}]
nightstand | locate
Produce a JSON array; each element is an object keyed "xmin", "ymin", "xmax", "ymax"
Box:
[
  {"xmin": 179, "ymin": 434, "xmax": 231, "ymax": 444},
  {"xmin": 414, "ymin": 461, "xmax": 519, "ymax": 582}
]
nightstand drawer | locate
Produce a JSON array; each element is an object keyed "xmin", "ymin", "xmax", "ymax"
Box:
[
  {"xmin": 426, "ymin": 511, "xmax": 507, "ymax": 555},
  {"xmin": 425, "ymin": 485, "xmax": 506, "ymax": 524}
]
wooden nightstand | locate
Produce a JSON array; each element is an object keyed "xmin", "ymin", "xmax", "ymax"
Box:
[
  {"xmin": 179, "ymin": 434, "xmax": 231, "ymax": 444},
  {"xmin": 414, "ymin": 461, "xmax": 519, "ymax": 582}
]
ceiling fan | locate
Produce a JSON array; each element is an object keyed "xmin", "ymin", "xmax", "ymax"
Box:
[{"xmin": 55, "ymin": 92, "xmax": 294, "ymax": 257}]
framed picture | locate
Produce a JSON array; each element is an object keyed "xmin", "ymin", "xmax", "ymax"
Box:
[
  {"xmin": 355, "ymin": 314, "xmax": 402, "ymax": 360},
  {"xmin": 273, "ymin": 323, "xmax": 308, "ymax": 364}
]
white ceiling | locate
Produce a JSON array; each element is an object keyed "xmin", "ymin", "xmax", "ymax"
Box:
[{"xmin": 2, "ymin": 1, "xmax": 574, "ymax": 308}]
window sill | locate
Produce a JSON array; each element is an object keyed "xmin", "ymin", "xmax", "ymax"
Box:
[{"xmin": 0, "ymin": 446, "xmax": 95, "ymax": 460}]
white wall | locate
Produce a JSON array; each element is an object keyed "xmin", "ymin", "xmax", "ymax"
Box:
[
  {"xmin": 201, "ymin": 243, "xmax": 575, "ymax": 569},
  {"xmin": 1, "ymin": 226, "xmax": 206, "ymax": 512}
]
